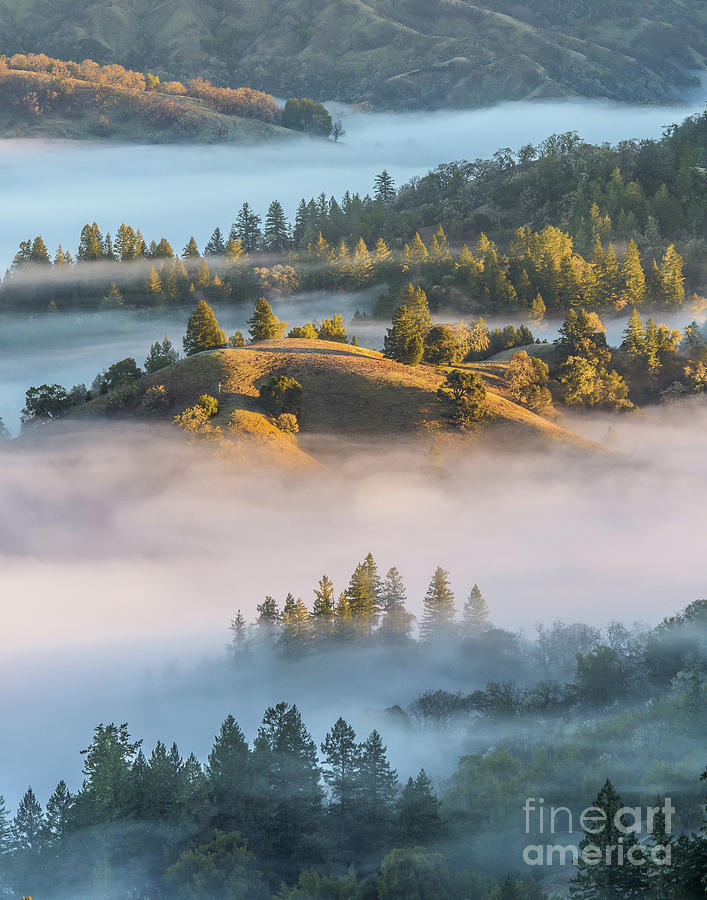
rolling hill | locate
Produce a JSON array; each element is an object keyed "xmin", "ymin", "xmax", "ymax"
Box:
[
  {"xmin": 1, "ymin": 0, "xmax": 704, "ymax": 109},
  {"xmin": 73, "ymin": 339, "xmax": 601, "ymax": 464}
]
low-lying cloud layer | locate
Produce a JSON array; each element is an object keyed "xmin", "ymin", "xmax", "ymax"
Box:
[{"xmin": 1, "ymin": 400, "xmax": 706, "ymax": 804}]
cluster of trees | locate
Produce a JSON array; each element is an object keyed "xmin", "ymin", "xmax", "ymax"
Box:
[
  {"xmin": 0, "ymin": 709, "xmax": 457, "ymax": 898},
  {"xmin": 1, "ymin": 201, "xmax": 691, "ymax": 319},
  {"xmin": 229, "ymin": 553, "xmax": 492, "ymax": 653}
]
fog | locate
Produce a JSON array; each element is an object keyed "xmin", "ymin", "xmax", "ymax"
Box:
[
  {"xmin": 1, "ymin": 398, "xmax": 706, "ymax": 807},
  {"xmin": 1, "ymin": 92, "xmax": 705, "ymax": 267}
]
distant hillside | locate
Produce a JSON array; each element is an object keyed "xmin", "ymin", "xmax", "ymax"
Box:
[
  {"xmin": 73, "ymin": 339, "xmax": 600, "ymax": 463},
  {"xmin": 0, "ymin": 54, "xmax": 294, "ymax": 142},
  {"xmin": 1, "ymin": 0, "xmax": 704, "ymax": 109}
]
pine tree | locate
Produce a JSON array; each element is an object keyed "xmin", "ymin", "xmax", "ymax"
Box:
[
  {"xmin": 321, "ymin": 718, "xmax": 361, "ymax": 851},
  {"xmin": 207, "ymin": 715, "xmax": 250, "ymax": 831},
  {"xmin": 463, "ymin": 584, "xmax": 490, "ymax": 632},
  {"xmin": 570, "ymin": 779, "xmax": 646, "ymax": 899},
  {"xmin": 145, "ymin": 265, "xmax": 163, "ymax": 295},
  {"xmin": 346, "ymin": 554, "xmax": 382, "ymax": 635},
  {"xmin": 530, "ymin": 293, "xmax": 546, "ymax": 322},
  {"xmin": 374, "ymin": 169, "xmax": 395, "ymax": 203},
  {"xmin": 379, "ymin": 567, "xmax": 414, "ymax": 641},
  {"xmin": 229, "ymin": 610, "xmax": 249, "ymax": 655},
  {"xmin": 12, "ymin": 786, "xmax": 46, "ymax": 851},
  {"xmin": 620, "ymin": 308, "xmax": 645, "ymax": 360},
  {"xmin": 334, "ymin": 592, "xmax": 356, "ymax": 642},
  {"xmin": 115, "ymin": 223, "xmax": 137, "ymax": 261},
  {"xmin": 384, "ymin": 304, "xmax": 424, "ymax": 365},
  {"xmin": 144, "ymin": 336, "xmax": 178, "ymax": 373},
  {"xmin": 374, "ymin": 237, "xmax": 393, "ymax": 266},
  {"xmin": 182, "ymin": 236, "xmax": 200, "ymax": 258},
  {"xmin": 263, "ymin": 200, "xmax": 290, "ymax": 252},
  {"xmin": 183, "ymin": 300, "xmax": 226, "ymax": 355},
  {"xmin": 619, "ymin": 239, "xmax": 646, "ymax": 308},
  {"xmin": 30, "ymin": 235, "xmax": 51, "ymax": 264},
  {"xmin": 252, "ymin": 703, "xmax": 323, "ymax": 876},
  {"xmin": 0, "ymin": 794, "xmax": 11, "ymax": 853},
  {"xmin": 45, "ymin": 780, "xmax": 73, "ymax": 843},
  {"xmin": 643, "ymin": 317, "xmax": 661, "ymax": 375},
  {"xmin": 247, "ymin": 297, "xmax": 286, "ymax": 342},
  {"xmin": 655, "ymin": 244, "xmax": 685, "ymax": 306},
  {"xmin": 395, "ymin": 770, "xmax": 444, "ymax": 846},
  {"xmin": 231, "ymin": 202, "xmax": 262, "ymax": 252},
  {"xmin": 420, "ymin": 567, "xmax": 456, "ymax": 640},
  {"xmin": 204, "ymin": 227, "xmax": 225, "ymax": 256},
  {"xmin": 312, "ymin": 575, "xmax": 336, "ymax": 639},
  {"xmin": 279, "ymin": 593, "xmax": 312, "ymax": 653},
  {"xmin": 356, "ymin": 730, "xmax": 399, "ymax": 853},
  {"xmin": 224, "ymin": 236, "xmax": 247, "ymax": 264},
  {"xmin": 77, "ymin": 222, "xmax": 105, "ymax": 261}
]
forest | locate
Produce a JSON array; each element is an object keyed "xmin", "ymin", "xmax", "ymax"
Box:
[
  {"xmin": 0, "ymin": 559, "xmax": 705, "ymax": 898},
  {"xmin": 2, "ymin": 110, "xmax": 704, "ymax": 320}
]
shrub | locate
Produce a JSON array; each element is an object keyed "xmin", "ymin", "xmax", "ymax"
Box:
[
  {"xmin": 289, "ymin": 322, "xmax": 319, "ymax": 340},
  {"xmin": 140, "ymin": 384, "xmax": 169, "ymax": 412},
  {"xmin": 259, "ymin": 375, "xmax": 303, "ymax": 419},
  {"xmin": 197, "ymin": 394, "xmax": 219, "ymax": 417},
  {"xmin": 437, "ymin": 369, "xmax": 487, "ymax": 426},
  {"xmin": 275, "ymin": 413, "xmax": 299, "ymax": 434}
]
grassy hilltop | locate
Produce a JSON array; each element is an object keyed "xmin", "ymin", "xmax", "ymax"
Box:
[
  {"xmin": 73, "ymin": 339, "xmax": 600, "ymax": 465},
  {"xmin": 1, "ymin": 0, "xmax": 704, "ymax": 109}
]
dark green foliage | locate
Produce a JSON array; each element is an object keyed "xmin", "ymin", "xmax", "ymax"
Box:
[
  {"xmin": 259, "ymin": 375, "xmax": 303, "ymax": 419},
  {"xmin": 98, "ymin": 357, "xmax": 143, "ymax": 394},
  {"xmin": 395, "ymin": 771, "xmax": 445, "ymax": 847},
  {"xmin": 282, "ymin": 98, "xmax": 332, "ymax": 137},
  {"xmin": 20, "ymin": 383, "xmax": 72, "ymax": 422},
  {"xmin": 437, "ymin": 369, "xmax": 487, "ymax": 426},
  {"xmin": 144, "ymin": 336, "xmax": 179, "ymax": 373},
  {"xmin": 247, "ymin": 297, "xmax": 287, "ymax": 341},
  {"xmin": 165, "ymin": 831, "xmax": 270, "ymax": 900},
  {"xmin": 183, "ymin": 300, "xmax": 227, "ymax": 355}
]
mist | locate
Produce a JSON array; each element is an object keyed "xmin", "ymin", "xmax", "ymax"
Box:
[
  {"xmin": 1, "ymin": 91, "xmax": 705, "ymax": 268},
  {"xmin": 1, "ymin": 397, "xmax": 706, "ymax": 809}
]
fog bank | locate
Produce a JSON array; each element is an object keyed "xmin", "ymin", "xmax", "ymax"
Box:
[{"xmin": 1, "ymin": 92, "xmax": 705, "ymax": 267}]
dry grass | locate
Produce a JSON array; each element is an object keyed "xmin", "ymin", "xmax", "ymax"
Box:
[{"xmin": 75, "ymin": 338, "xmax": 602, "ymax": 459}]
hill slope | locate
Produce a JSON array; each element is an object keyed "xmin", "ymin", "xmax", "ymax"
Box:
[
  {"xmin": 1, "ymin": 0, "xmax": 704, "ymax": 109},
  {"xmin": 75, "ymin": 339, "xmax": 601, "ymax": 462}
]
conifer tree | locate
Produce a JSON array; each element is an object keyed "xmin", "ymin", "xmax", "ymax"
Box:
[
  {"xmin": 145, "ymin": 265, "xmax": 162, "ymax": 295},
  {"xmin": 204, "ymin": 227, "xmax": 225, "ymax": 256},
  {"xmin": 30, "ymin": 235, "xmax": 51, "ymax": 265},
  {"xmin": 263, "ymin": 200, "xmax": 290, "ymax": 252},
  {"xmin": 145, "ymin": 336, "xmax": 178, "ymax": 373},
  {"xmin": 12, "ymin": 786, "xmax": 45, "ymax": 852},
  {"xmin": 346, "ymin": 554, "xmax": 382, "ymax": 634},
  {"xmin": 256, "ymin": 596, "xmax": 281, "ymax": 640},
  {"xmin": 420, "ymin": 567, "xmax": 456, "ymax": 640},
  {"xmin": 0, "ymin": 794, "xmax": 11, "ymax": 854},
  {"xmin": 206, "ymin": 715, "xmax": 250, "ymax": 832},
  {"xmin": 247, "ymin": 297, "xmax": 286, "ymax": 342},
  {"xmin": 374, "ymin": 237, "xmax": 393, "ymax": 266},
  {"xmin": 655, "ymin": 244, "xmax": 685, "ymax": 306},
  {"xmin": 312, "ymin": 575, "xmax": 336, "ymax": 639},
  {"xmin": 45, "ymin": 781, "xmax": 73, "ymax": 843},
  {"xmin": 356, "ymin": 730, "xmax": 399, "ymax": 853},
  {"xmin": 570, "ymin": 779, "xmax": 645, "ymax": 899},
  {"xmin": 182, "ymin": 236, "xmax": 200, "ymax": 258},
  {"xmin": 182, "ymin": 300, "xmax": 226, "ymax": 355},
  {"xmin": 395, "ymin": 770, "xmax": 444, "ymax": 846},
  {"xmin": 643, "ymin": 317, "xmax": 661, "ymax": 375},
  {"xmin": 334, "ymin": 592, "xmax": 356, "ymax": 642},
  {"xmin": 463, "ymin": 584, "xmax": 490, "ymax": 632},
  {"xmin": 251, "ymin": 703, "xmax": 322, "ymax": 877},
  {"xmin": 379, "ymin": 567, "xmax": 414, "ymax": 641},
  {"xmin": 77, "ymin": 222, "xmax": 105, "ymax": 261},
  {"xmin": 231, "ymin": 202, "xmax": 262, "ymax": 252},
  {"xmin": 374, "ymin": 169, "xmax": 395, "ymax": 203},
  {"xmin": 229, "ymin": 610, "xmax": 249, "ymax": 655},
  {"xmin": 321, "ymin": 718, "xmax": 361, "ymax": 851},
  {"xmin": 621, "ymin": 308, "xmax": 645, "ymax": 360},
  {"xmin": 384, "ymin": 304, "xmax": 424, "ymax": 365},
  {"xmin": 619, "ymin": 239, "xmax": 646, "ymax": 308},
  {"xmin": 279, "ymin": 593, "xmax": 312, "ymax": 653}
]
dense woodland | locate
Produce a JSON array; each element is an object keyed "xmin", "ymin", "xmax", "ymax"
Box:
[
  {"xmin": 2, "ymin": 112, "xmax": 704, "ymax": 320},
  {"xmin": 0, "ymin": 564, "xmax": 705, "ymax": 898}
]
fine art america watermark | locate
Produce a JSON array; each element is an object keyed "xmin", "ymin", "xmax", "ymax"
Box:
[{"xmin": 522, "ymin": 797, "xmax": 675, "ymax": 867}]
